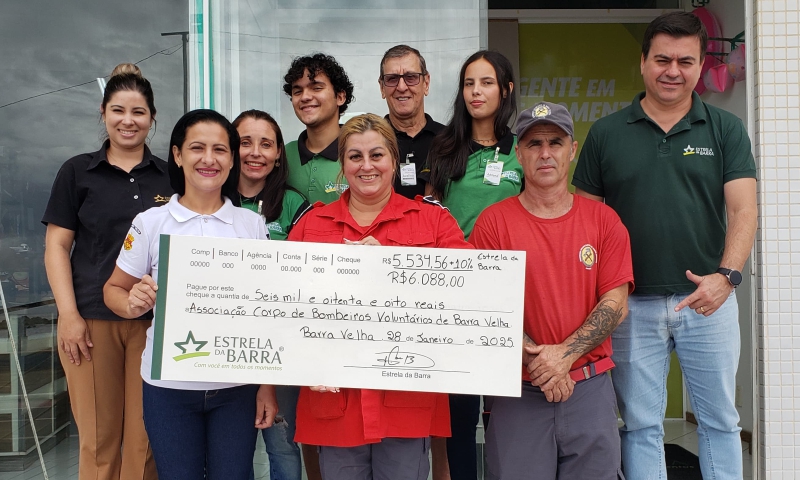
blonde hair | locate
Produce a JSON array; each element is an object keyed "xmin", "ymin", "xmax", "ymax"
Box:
[
  {"xmin": 110, "ymin": 62, "xmax": 142, "ymax": 78},
  {"xmin": 338, "ymin": 114, "xmax": 400, "ymax": 174}
]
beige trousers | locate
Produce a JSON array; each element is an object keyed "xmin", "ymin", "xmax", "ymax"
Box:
[{"xmin": 58, "ymin": 319, "xmax": 156, "ymax": 480}]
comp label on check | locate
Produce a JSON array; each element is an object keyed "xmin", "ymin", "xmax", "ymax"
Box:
[{"xmin": 152, "ymin": 235, "xmax": 526, "ymax": 397}]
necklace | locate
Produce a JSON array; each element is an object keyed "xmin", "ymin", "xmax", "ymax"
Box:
[{"xmin": 473, "ymin": 138, "xmax": 497, "ymax": 144}]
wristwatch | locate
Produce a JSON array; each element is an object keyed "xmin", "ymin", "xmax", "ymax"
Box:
[{"xmin": 716, "ymin": 268, "xmax": 743, "ymax": 287}]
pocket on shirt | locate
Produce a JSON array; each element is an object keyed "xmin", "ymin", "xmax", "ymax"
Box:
[
  {"xmin": 383, "ymin": 390, "xmax": 436, "ymax": 408},
  {"xmin": 307, "ymin": 391, "xmax": 347, "ymax": 419},
  {"xmin": 301, "ymin": 229, "xmax": 344, "ymax": 244},
  {"xmin": 385, "ymin": 230, "xmax": 436, "ymax": 247}
]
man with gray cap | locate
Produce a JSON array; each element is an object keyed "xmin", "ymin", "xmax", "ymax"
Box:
[{"xmin": 469, "ymin": 102, "xmax": 633, "ymax": 479}]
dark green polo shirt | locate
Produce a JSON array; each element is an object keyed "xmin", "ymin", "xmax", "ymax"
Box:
[
  {"xmin": 572, "ymin": 92, "xmax": 756, "ymax": 294},
  {"xmin": 285, "ymin": 130, "xmax": 347, "ymax": 205},
  {"xmin": 442, "ymin": 131, "xmax": 522, "ymax": 239}
]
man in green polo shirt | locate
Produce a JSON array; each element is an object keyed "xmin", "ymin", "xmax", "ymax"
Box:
[
  {"xmin": 573, "ymin": 12, "xmax": 757, "ymax": 480},
  {"xmin": 283, "ymin": 53, "xmax": 354, "ymax": 204}
]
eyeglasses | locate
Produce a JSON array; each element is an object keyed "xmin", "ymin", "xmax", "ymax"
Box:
[{"xmin": 381, "ymin": 72, "xmax": 424, "ymax": 87}]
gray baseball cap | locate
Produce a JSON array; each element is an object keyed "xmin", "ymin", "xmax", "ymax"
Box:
[{"xmin": 513, "ymin": 102, "xmax": 574, "ymax": 139}]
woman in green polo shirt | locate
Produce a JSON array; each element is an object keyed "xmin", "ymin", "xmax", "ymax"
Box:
[
  {"xmin": 426, "ymin": 50, "xmax": 521, "ymax": 480},
  {"xmin": 428, "ymin": 50, "xmax": 522, "ymax": 240},
  {"xmin": 233, "ymin": 110, "xmax": 310, "ymax": 241},
  {"xmin": 233, "ymin": 110, "xmax": 309, "ymax": 480}
]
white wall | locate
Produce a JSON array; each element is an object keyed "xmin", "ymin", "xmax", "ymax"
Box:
[
  {"xmin": 684, "ymin": 0, "xmax": 755, "ymax": 436},
  {"xmin": 750, "ymin": 0, "xmax": 800, "ymax": 476}
]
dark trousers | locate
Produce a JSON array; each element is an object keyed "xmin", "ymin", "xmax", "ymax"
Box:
[
  {"xmin": 447, "ymin": 394, "xmax": 481, "ymax": 480},
  {"xmin": 485, "ymin": 375, "xmax": 623, "ymax": 480},
  {"xmin": 143, "ymin": 382, "xmax": 259, "ymax": 480},
  {"xmin": 319, "ymin": 437, "xmax": 431, "ymax": 480}
]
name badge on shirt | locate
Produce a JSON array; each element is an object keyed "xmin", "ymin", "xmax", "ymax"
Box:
[
  {"xmin": 400, "ymin": 153, "xmax": 417, "ymax": 186},
  {"xmin": 483, "ymin": 147, "xmax": 503, "ymax": 186}
]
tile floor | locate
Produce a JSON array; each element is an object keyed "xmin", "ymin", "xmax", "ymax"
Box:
[
  {"xmin": 662, "ymin": 419, "xmax": 753, "ymax": 480},
  {"xmin": 0, "ymin": 420, "xmax": 754, "ymax": 479}
]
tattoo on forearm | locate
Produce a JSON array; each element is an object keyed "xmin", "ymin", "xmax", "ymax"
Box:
[
  {"xmin": 562, "ymin": 300, "xmax": 624, "ymax": 359},
  {"xmin": 523, "ymin": 332, "xmax": 536, "ymax": 346}
]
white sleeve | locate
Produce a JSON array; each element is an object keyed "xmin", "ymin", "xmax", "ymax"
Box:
[
  {"xmin": 116, "ymin": 215, "xmax": 152, "ymax": 279},
  {"xmin": 257, "ymin": 218, "xmax": 270, "ymax": 240}
]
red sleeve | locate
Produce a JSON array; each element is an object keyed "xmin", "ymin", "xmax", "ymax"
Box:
[
  {"xmin": 468, "ymin": 210, "xmax": 503, "ymax": 251},
  {"xmin": 597, "ymin": 207, "xmax": 634, "ymax": 296},
  {"xmin": 434, "ymin": 208, "xmax": 472, "ymax": 249},
  {"xmin": 287, "ymin": 212, "xmax": 311, "ymax": 241}
]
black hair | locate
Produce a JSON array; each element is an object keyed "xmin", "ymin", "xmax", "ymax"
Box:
[
  {"xmin": 282, "ymin": 53, "xmax": 355, "ymax": 116},
  {"xmin": 642, "ymin": 11, "xmax": 708, "ymax": 60},
  {"xmin": 380, "ymin": 44, "xmax": 428, "ymax": 77},
  {"xmin": 232, "ymin": 109, "xmax": 291, "ymax": 223},
  {"xmin": 101, "ymin": 63, "xmax": 157, "ymax": 117},
  {"xmin": 167, "ymin": 109, "xmax": 240, "ymax": 202},
  {"xmin": 428, "ymin": 50, "xmax": 516, "ymax": 199}
]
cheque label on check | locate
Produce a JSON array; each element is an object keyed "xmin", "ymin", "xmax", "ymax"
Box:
[{"xmin": 152, "ymin": 234, "xmax": 526, "ymax": 397}]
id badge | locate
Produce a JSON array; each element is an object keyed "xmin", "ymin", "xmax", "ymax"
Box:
[
  {"xmin": 483, "ymin": 161, "xmax": 503, "ymax": 185},
  {"xmin": 400, "ymin": 162, "xmax": 417, "ymax": 186},
  {"xmin": 483, "ymin": 148, "xmax": 503, "ymax": 186}
]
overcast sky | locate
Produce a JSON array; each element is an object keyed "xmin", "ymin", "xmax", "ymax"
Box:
[{"xmin": 0, "ymin": 0, "xmax": 187, "ymax": 186}]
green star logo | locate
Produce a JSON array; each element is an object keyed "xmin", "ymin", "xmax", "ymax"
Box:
[{"xmin": 173, "ymin": 331, "xmax": 211, "ymax": 362}]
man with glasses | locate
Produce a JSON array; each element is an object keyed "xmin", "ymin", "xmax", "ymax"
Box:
[{"xmin": 379, "ymin": 45, "xmax": 443, "ymax": 199}]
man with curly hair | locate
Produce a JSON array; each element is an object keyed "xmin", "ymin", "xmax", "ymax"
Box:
[{"xmin": 283, "ymin": 53, "xmax": 354, "ymax": 204}]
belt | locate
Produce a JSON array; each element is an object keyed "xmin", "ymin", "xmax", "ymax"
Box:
[{"xmin": 568, "ymin": 357, "xmax": 614, "ymax": 383}]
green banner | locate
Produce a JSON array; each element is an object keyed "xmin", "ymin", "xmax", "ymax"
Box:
[
  {"xmin": 518, "ymin": 22, "xmax": 683, "ymax": 418},
  {"xmin": 518, "ymin": 23, "xmax": 647, "ymax": 188}
]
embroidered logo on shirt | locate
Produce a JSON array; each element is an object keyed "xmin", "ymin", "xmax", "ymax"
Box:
[
  {"xmin": 579, "ymin": 244, "xmax": 597, "ymax": 269},
  {"xmin": 123, "ymin": 233, "xmax": 135, "ymax": 250},
  {"xmin": 501, "ymin": 171, "xmax": 521, "ymax": 183},
  {"xmin": 683, "ymin": 145, "xmax": 715, "ymax": 156},
  {"xmin": 266, "ymin": 222, "xmax": 284, "ymax": 233},
  {"xmin": 324, "ymin": 181, "xmax": 349, "ymax": 194},
  {"xmin": 154, "ymin": 194, "xmax": 170, "ymax": 203}
]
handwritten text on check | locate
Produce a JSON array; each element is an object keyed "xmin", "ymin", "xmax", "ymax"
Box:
[{"xmin": 152, "ymin": 235, "xmax": 526, "ymax": 397}]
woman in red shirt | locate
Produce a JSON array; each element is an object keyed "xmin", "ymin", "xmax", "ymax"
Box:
[{"xmin": 288, "ymin": 114, "xmax": 470, "ymax": 480}]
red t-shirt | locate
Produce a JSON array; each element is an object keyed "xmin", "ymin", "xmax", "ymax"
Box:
[
  {"xmin": 288, "ymin": 190, "xmax": 472, "ymax": 446},
  {"xmin": 469, "ymin": 194, "xmax": 633, "ymax": 381}
]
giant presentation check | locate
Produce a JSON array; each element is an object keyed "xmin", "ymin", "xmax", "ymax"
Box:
[{"xmin": 152, "ymin": 235, "xmax": 526, "ymax": 397}]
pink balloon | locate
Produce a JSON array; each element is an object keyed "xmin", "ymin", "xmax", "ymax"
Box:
[
  {"xmin": 727, "ymin": 43, "xmax": 746, "ymax": 82},
  {"xmin": 704, "ymin": 63, "xmax": 735, "ymax": 93},
  {"xmin": 692, "ymin": 7, "xmax": 724, "ymax": 94}
]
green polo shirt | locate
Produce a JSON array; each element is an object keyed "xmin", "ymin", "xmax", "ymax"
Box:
[
  {"xmin": 442, "ymin": 131, "xmax": 522, "ymax": 239},
  {"xmin": 572, "ymin": 91, "xmax": 756, "ymax": 294},
  {"xmin": 285, "ymin": 130, "xmax": 347, "ymax": 205},
  {"xmin": 240, "ymin": 189, "xmax": 310, "ymax": 241}
]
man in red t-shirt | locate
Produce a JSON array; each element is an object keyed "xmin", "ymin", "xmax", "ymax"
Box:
[{"xmin": 470, "ymin": 102, "xmax": 634, "ymax": 479}]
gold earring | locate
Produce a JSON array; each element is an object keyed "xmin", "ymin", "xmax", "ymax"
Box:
[{"xmin": 275, "ymin": 161, "xmax": 280, "ymax": 167}]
